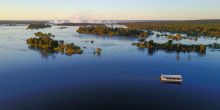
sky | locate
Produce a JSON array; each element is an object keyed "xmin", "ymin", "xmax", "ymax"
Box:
[{"xmin": 0, "ymin": 0, "xmax": 220, "ymax": 20}]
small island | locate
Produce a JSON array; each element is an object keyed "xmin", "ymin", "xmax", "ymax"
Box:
[
  {"xmin": 132, "ymin": 40, "xmax": 207, "ymax": 53},
  {"xmin": 27, "ymin": 24, "xmax": 52, "ymax": 29},
  {"xmin": 26, "ymin": 32, "xmax": 83, "ymax": 55},
  {"xmin": 57, "ymin": 27, "xmax": 68, "ymax": 29},
  {"xmin": 77, "ymin": 26, "xmax": 149, "ymax": 37}
]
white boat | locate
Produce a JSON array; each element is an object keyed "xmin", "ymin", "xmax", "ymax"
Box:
[{"xmin": 160, "ymin": 74, "xmax": 183, "ymax": 83}]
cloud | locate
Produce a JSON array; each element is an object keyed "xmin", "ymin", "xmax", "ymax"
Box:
[{"xmin": 50, "ymin": 12, "xmax": 118, "ymax": 24}]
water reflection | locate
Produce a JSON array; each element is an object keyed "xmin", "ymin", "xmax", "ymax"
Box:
[
  {"xmin": 176, "ymin": 53, "xmax": 180, "ymax": 61},
  {"xmin": 161, "ymin": 81, "xmax": 183, "ymax": 85},
  {"xmin": 187, "ymin": 54, "xmax": 191, "ymax": 61},
  {"xmin": 78, "ymin": 34, "xmax": 138, "ymax": 42},
  {"xmin": 93, "ymin": 51, "xmax": 102, "ymax": 57},
  {"xmin": 28, "ymin": 46, "xmax": 58, "ymax": 59},
  {"xmin": 138, "ymin": 47, "xmax": 205, "ymax": 61}
]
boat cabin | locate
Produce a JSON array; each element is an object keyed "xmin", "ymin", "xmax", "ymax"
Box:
[{"xmin": 161, "ymin": 74, "xmax": 183, "ymax": 83}]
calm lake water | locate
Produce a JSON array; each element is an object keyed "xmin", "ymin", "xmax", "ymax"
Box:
[{"xmin": 0, "ymin": 26, "xmax": 220, "ymax": 110}]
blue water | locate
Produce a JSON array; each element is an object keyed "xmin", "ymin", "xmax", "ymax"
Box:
[{"xmin": 0, "ymin": 26, "xmax": 220, "ymax": 110}]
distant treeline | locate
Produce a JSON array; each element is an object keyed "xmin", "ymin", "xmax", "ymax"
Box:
[
  {"xmin": 77, "ymin": 26, "xmax": 149, "ymax": 37},
  {"xmin": 57, "ymin": 23, "xmax": 104, "ymax": 26},
  {"xmin": 120, "ymin": 20, "xmax": 220, "ymax": 37},
  {"xmin": 0, "ymin": 20, "xmax": 48, "ymax": 24}
]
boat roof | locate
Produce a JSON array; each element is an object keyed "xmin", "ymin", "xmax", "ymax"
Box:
[{"xmin": 161, "ymin": 74, "xmax": 182, "ymax": 78}]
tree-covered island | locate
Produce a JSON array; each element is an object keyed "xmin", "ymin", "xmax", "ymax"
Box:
[
  {"xmin": 27, "ymin": 24, "xmax": 52, "ymax": 29},
  {"xmin": 26, "ymin": 32, "xmax": 83, "ymax": 55},
  {"xmin": 77, "ymin": 26, "xmax": 149, "ymax": 37},
  {"xmin": 132, "ymin": 40, "xmax": 208, "ymax": 53}
]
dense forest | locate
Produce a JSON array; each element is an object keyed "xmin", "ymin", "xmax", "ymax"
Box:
[
  {"xmin": 121, "ymin": 20, "xmax": 220, "ymax": 37},
  {"xmin": 77, "ymin": 26, "xmax": 149, "ymax": 37},
  {"xmin": 26, "ymin": 32, "xmax": 83, "ymax": 55}
]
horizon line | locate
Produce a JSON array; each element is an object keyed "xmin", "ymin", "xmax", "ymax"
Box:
[{"xmin": 1, "ymin": 19, "xmax": 220, "ymax": 21}]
